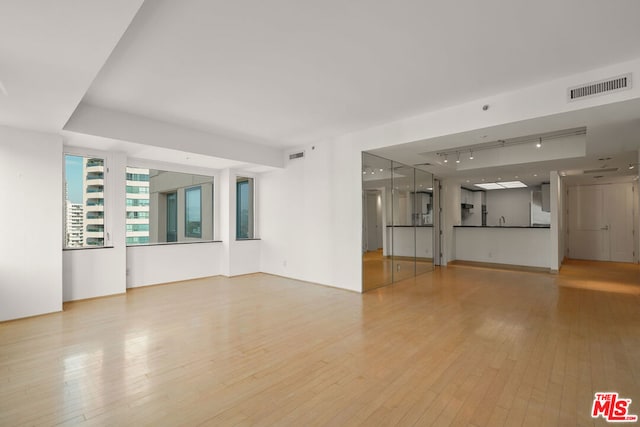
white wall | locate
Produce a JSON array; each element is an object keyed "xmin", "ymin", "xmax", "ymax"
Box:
[
  {"xmin": 260, "ymin": 143, "xmax": 361, "ymax": 291},
  {"xmin": 454, "ymin": 227, "xmax": 550, "ymax": 268},
  {"xmin": 127, "ymin": 242, "xmax": 222, "ymax": 287},
  {"xmin": 485, "ymin": 188, "xmax": 531, "ymax": 226},
  {"xmin": 0, "ymin": 126, "xmax": 63, "ymax": 321}
]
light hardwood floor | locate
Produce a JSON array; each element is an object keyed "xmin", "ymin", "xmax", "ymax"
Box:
[{"xmin": 1, "ymin": 260, "xmax": 639, "ymax": 426}]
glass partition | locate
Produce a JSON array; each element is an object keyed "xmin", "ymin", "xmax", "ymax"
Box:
[{"xmin": 362, "ymin": 152, "xmax": 434, "ymax": 291}]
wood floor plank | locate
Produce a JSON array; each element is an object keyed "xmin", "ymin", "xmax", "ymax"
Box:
[{"xmin": 1, "ymin": 259, "xmax": 639, "ymax": 426}]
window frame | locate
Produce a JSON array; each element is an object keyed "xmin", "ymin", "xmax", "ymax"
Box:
[
  {"xmin": 62, "ymin": 150, "xmax": 111, "ymax": 250},
  {"xmin": 236, "ymin": 176, "xmax": 255, "ymax": 240},
  {"xmin": 185, "ymin": 185, "xmax": 203, "ymax": 238},
  {"xmin": 125, "ymin": 161, "xmax": 218, "ymax": 246}
]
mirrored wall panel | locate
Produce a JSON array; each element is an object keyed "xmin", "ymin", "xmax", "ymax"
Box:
[
  {"xmin": 392, "ymin": 164, "xmax": 416, "ymax": 282},
  {"xmin": 415, "ymin": 168, "xmax": 434, "ymax": 276},
  {"xmin": 362, "ymin": 152, "xmax": 434, "ymax": 291},
  {"xmin": 362, "ymin": 154, "xmax": 393, "ymax": 291}
]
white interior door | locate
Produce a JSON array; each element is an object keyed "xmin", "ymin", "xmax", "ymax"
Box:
[
  {"xmin": 608, "ymin": 183, "xmax": 635, "ymax": 262},
  {"xmin": 568, "ymin": 183, "xmax": 635, "ymax": 262}
]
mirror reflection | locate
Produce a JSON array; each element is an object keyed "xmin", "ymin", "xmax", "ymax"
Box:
[{"xmin": 362, "ymin": 153, "xmax": 434, "ymax": 291}]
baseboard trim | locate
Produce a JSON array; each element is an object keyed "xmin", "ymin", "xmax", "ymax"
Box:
[{"xmin": 448, "ymin": 260, "xmax": 551, "ymax": 274}]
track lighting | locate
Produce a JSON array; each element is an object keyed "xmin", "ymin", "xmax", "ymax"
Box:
[
  {"xmin": 536, "ymin": 138, "xmax": 542, "ymax": 148},
  {"xmin": 469, "ymin": 150, "xmax": 474, "ymax": 160},
  {"xmin": 443, "ymin": 154, "xmax": 448, "ymax": 163},
  {"xmin": 455, "ymin": 152, "xmax": 460, "ymax": 164}
]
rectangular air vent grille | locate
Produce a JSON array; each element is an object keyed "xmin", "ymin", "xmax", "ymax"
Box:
[
  {"xmin": 289, "ymin": 151, "xmax": 305, "ymax": 160},
  {"xmin": 568, "ymin": 73, "xmax": 631, "ymax": 101}
]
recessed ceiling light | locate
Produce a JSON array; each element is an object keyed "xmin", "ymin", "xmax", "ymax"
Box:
[
  {"xmin": 475, "ymin": 183, "xmax": 504, "ymax": 190},
  {"xmin": 466, "ymin": 180, "xmax": 470, "ymax": 183},
  {"xmin": 514, "ymin": 176, "xmax": 519, "ymax": 178},
  {"xmin": 533, "ymin": 174, "xmax": 538, "ymax": 177},
  {"xmin": 500, "ymin": 181, "xmax": 528, "ymax": 188},
  {"xmin": 475, "ymin": 181, "xmax": 527, "ymax": 190}
]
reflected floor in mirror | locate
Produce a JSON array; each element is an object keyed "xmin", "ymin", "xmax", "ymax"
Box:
[
  {"xmin": 363, "ymin": 249, "xmax": 433, "ymax": 292},
  {"xmin": 1, "ymin": 261, "xmax": 639, "ymax": 426}
]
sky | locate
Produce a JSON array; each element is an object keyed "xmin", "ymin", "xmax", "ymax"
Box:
[{"xmin": 65, "ymin": 155, "xmax": 83, "ymax": 203}]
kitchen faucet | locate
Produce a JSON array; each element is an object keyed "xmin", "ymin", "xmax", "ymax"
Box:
[{"xmin": 499, "ymin": 216, "xmax": 505, "ymax": 227}]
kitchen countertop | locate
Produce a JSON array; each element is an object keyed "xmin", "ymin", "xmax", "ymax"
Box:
[
  {"xmin": 386, "ymin": 225, "xmax": 433, "ymax": 227},
  {"xmin": 454, "ymin": 225, "xmax": 550, "ymax": 229}
]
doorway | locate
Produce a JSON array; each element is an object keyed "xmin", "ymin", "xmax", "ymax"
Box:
[{"xmin": 568, "ymin": 183, "xmax": 635, "ymax": 262}]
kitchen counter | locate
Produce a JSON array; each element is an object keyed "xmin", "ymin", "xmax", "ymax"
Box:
[
  {"xmin": 386, "ymin": 225, "xmax": 433, "ymax": 227},
  {"xmin": 454, "ymin": 225, "xmax": 550, "ymax": 229},
  {"xmin": 454, "ymin": 226, "xmax": 550, "ymax": 268}
]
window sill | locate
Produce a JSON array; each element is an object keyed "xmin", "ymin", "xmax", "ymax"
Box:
[
  {"xmin": 236, "ymin": 238, "xmax": 261, "ymax": 241},
  {"xmin": 126, "ymin": 240, "xmax": 223, "ymax": 247},
  {"xmin": 63, "ymin": 246, "xmax": 115, "ymax": 251}
]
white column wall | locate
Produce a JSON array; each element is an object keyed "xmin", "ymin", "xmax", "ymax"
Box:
[
  {"xmin": 63, "ymin": 150, "xmax": 127, "ymax": 301},
  {"xmin": 0, "ymin": 126, "xmax": 63, "ymax": 321}
]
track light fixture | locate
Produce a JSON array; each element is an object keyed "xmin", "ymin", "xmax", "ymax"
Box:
[
  {"xmin": 443, "ymin": 154, "xmax": 448, "ymax": 163},
  {"xmin": 469, "ymin": 150, "xmax": 474, "ymax": 160},
  {"xmin": 536, "ymin": 138, "xmax": 542, "ymax": 148},
  {"xmin": 456, "ymin": 152, "xmax": 461, "ymax": 164}
]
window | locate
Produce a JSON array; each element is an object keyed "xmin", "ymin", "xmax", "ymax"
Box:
[
  {"xmin": 64, "ymin": 154, "xmax": 106, "ymax": 248},
  {"xmin": 125, "ymin": 167, "xmax": 214, "ymax": 245},
  {"xmin": 236, "ymin": 177, "xmax": 254, "ymax": 239},
  {"xmin": 185, "ymin": 186, "xmax": 202, "ymax": 238}
]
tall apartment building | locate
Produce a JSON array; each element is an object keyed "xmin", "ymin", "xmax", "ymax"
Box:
[
  {"xmin": 125, "ymin": 167, "xmax": 150, "ymax": 245},
  {"xmin": 78, "ymin": 160, "xmax": 150, "ymax": 246},
  {"xmin": 82, "ymin": 158, "xmax": 106, "ymax": 246},
  {"xmin": 64, "ymin": 201, "xmax": 84, "ymax": 247}
]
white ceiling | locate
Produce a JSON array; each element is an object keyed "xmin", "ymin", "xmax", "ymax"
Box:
[
  {"xmin": 0, "ymin": 1, "xmax": 143, "ymax": 132},
  {"xmin": 369, "ymin": 98, "xmax": 640, "ymax": 187},
  {"xmin": 80, "ymin": 0, "xmax": 640, "ymax": 147},
  {"xmin": 2, "ymin": 1, "xmax": 640, "ymax": 176}
]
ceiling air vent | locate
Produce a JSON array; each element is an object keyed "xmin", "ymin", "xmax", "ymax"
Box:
[
  {"xmin": 568, "ymin": 73, "xmax": 631, "ymax": 102},
  {"xmin": 288, "ymin": 151, "xmax": 305, "ymax": 160}
]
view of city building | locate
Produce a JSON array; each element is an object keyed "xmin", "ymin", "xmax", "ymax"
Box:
[
  {"xmin": 126, "ymin": 167, "xmax": 150, "ymax": 245},
  {"xmin": 64, "ymin": 156, "xmax": 150, "ymax": 247}
]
